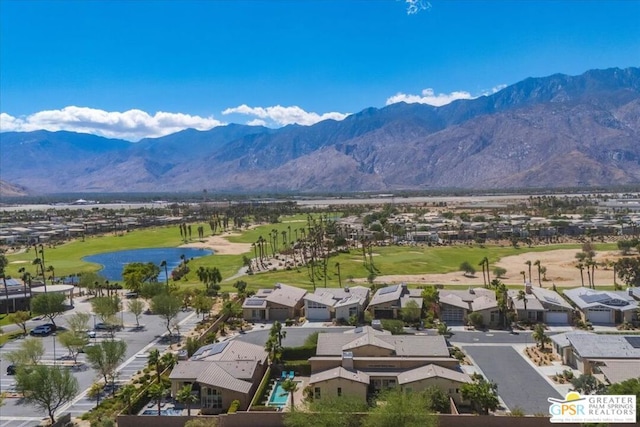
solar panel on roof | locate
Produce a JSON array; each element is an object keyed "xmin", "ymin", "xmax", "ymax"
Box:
[
  {"xmin": 624, "ymin": 336, "xmax": 640, "ymax": 349},
  {"xmin": 207, "ymin": 341, "xmax": 229, "ymax": 356},
  {"xmin": 378, "ymin": 285, "xmax": 399, "ymax": 295},
  {"xmin": 581, "ymin": 294, "xmax": 609, "ymax": 304},
  {"xmin": 244, "ymin": 299, "xmax": 265, "ymax": 306},
  {"xmin": 606, "ymin": 299, "xmax": 629, "ymax": 307},
  {"xmin": 543, "ymin": 296, "xmax": 560, "ymax": 304}
]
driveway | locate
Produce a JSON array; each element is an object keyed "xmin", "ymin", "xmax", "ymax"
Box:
[
  {"xmin": 232, "ymin": 326, "xmax": 351, "ymax": 347},
  {"xmin": 462, "ymin": 346, "xmax": 561, "ymax": 415}
]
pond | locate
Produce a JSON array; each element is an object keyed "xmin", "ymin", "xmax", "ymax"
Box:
[{"xmin": 83, "ymin": 247, "xmax": 213, "ymax": 282}]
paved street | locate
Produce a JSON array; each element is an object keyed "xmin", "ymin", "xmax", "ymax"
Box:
[
  {"xmin": 462, "ymin": 346, "xmax": 562, "ymax": 415},
  {"xmin": 232, "ymin": 326, "xmax": 351, "ymax": 347},
  {"xmin": 0, "ymin": 307, "xmax": 199, "ymax": 427}
]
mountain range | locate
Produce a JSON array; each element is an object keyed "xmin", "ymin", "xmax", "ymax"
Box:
[{"xmin": 1, "ymin": 67, "xmax": 639, "ymax": 195}]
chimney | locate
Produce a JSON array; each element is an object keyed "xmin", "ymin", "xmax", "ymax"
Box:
[
  {"xmin": 342, "ymin": 351, "xmax": 354, "ymax": 370},
  {"xmin": 345, "ymin": 287, "xmax": 350, "ymax": 293},
  {"xmin": 525, "ymin": 282, "xmax": 533, "ymax": 295},
  {"xmin": 629, "ymin": 288, "xmax": 634, "ymax": 297}
]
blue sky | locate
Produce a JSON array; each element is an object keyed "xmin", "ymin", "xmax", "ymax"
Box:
[{"xmin": 1, "ymin": 0, "xmax": 638, "ymax": 140}]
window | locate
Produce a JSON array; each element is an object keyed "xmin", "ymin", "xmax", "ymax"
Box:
[
  {"xmin": 307, "ymin": 301, "xmax": 328, "ymax": 309},
  {"xmin": 314, "ymin": 387, "xmax": 321, "ymax": 399},
  {"xmin": 203, "ymin": 388, "xmax": 223, "ymax": 409},
  {"xmin": 337, "ymin": 387, "xmax": 342, "ymax": 397}
]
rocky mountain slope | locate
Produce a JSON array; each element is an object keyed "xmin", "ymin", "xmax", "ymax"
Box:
[{"xmin": 1, "ymin": 67, "xmax": 639, "ymax": 193}]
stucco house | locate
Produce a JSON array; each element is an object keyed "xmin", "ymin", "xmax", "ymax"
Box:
[
  {"xmin": 303, "ymin": 286, "xmax": 370, "ymax": 321},
  {"xmin": 366, "ymin": 283, "xmax": 423, "ymax": 319},
  {"xmin": 562, "ymin": 287, "xmax": 638, "ymax": 325},
  {"xmin": 169, "ymin": 340, "xmax": 268, "ymax": 414},
  {"xmin": 507, "ymin": 284, "xmax": 573, "ymax": 324},
  {"xmin": 242, "ymin": 283, "xmax": 307, "ymax": 322},
  {"xmin": 551, "ymin": 332, "xmax": 640, "ymax": 383},
  {"xmin": 438, "ymin": 288, "xmax": 498, "ymax": 326},
  {"xmin": 308, "ymin": 327, "xmax": 470, "ymax": 405}
]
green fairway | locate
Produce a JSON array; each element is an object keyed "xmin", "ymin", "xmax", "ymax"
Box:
[{"xmin": 4, "ymin": 217, "xmax": 616, "ymax": 296}]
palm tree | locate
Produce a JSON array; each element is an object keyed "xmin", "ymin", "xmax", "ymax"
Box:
[
  {"xmin": 281, "ymin": 378, "xmax": 298, "ymax": 411},
  {"xmin": 0, "ymin": 254, "xmax": 10, "ymax": 315},
  {"xmin": 576, "ymin": 263, "xmax": 585, "ymax": 287},
  {"xmin": 516, "ymin": 290, "xmax": 528, "ymax": 318},
  {"xmin": 335, "ymin": 262, "xmax": 342, "ymax": 288},
  {"xmin": 147, "ymin": 383, "xmax": 166, "ymax": 416},
  {"xmin": 525, "ymin": 260, "xmax": 532, "ymax": 283},
  {"xmin": 484, "ymin": 257, "xmax": 490, "ymax": 283},
  {"xmin": 160, "ymin": 352, "xmax": 177, "ymax": 372},
  {"xmin": 46, "ymin": 265, "xmax": 55, "ymax": 285},
  {"xmin": 533, "ymin": 260, "xmax": 542, "ymax": 286},
  {"xmin": 479, "ymin": 258, "xmax": 487, "ymax": 287},
  {"xmin": 520, "ymin": 271, "xmax": 526, "ymax": 282},
  {"xmin": 148, "ymin": 349, "xmax": 161, "ymax": 383},
  {"xmin": 176, "ymin": 384, "xmax": 198, "ymax": 416},
  {"xmin": 533, "ymin": 323, "xmax": 550, "ymax": 350},
  {"xmin": 118, "ymin": 384, "xmax": 137, "ymax": 414},
  {"xmin": 160, "ymin": 260, "xmax": 169, "ymax": 290}
]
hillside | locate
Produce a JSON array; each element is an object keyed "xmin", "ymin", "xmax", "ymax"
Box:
[{"xmin": 1, "ymin": 67, "xmax": 638, "ymax": 193}]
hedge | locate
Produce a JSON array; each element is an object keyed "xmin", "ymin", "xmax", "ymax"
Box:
[
  {"xmin": 283, "ymin": 360, "xmax": 311, "ymax": 376},
  {"xmin": 250, "ymin": 366, "xmax": 272, "ymax": 408},
  {"xmin": 282, "ymin": 345, "xmax": 316, "ymax": 361}
]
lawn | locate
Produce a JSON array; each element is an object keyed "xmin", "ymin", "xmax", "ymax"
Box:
[
  {"xmin": 4, "ymin": 223, "xmax": 211, "ymax": 277},
  {"xmin": 4, "ymin": 216, "xmax": 617, "ymax": 295}
]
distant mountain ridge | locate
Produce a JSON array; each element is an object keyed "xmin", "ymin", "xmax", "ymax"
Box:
[{"xmin": 1, "ymin": 67, "xmax": 639, "ymax": 193}]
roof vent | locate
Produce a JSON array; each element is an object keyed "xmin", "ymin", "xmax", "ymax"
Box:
[
  {"xmin": 468, "ymin": 287, "xmax": 475, "ymax": 295},
  {"xmin": 345, "ymin": 287, "xmax": 350, "ymax": 293}
]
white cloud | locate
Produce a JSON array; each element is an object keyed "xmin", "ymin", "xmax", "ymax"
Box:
[
  {"xmin": 246, "ymin": 119, "xmax": 267, "ymax": 127},
  {"xmin": 0, "ymin": 106, "xmax": 224, "ymax": 141},
  {"xmin": 404, "ymin": 0, "xmax": 431, "ymax": 15},
  {"xmin": 486, "ymin": 84, "xmax": 508, "ymax": 95},
  {"xmin": 222, "ymin": 104, "xmax": 349, "ymax": 126},
  {"xmin": 386, "ymin": 84, "xmax": 508, "ymax": 107},
  {"xmin": 386, "ymin": 88, "xmax": 475, "ymax": 106}
]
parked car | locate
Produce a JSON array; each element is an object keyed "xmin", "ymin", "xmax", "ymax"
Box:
[
  {"xmin": 94, "ymin": 322, "xmax": 121, "ymax": 331},
  {"xmin": 30, "ymin": 324, "xmax": 54, "ymax": 336},
  {"xmin": 7, "ymin": 364, "xmax": 17, "ymax": 375}
]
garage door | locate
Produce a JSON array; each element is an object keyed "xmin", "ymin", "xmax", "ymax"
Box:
[
  {"xmin": 587, "ymin": 308, "xmax": 612, "ymax": 324},
  {"xmin": 545, "ymin": 312, "xmax": 568, "ymax": 324},
  {"xmin": 441, "ymin": 306, "xmax": 465, "ymax": 325}
]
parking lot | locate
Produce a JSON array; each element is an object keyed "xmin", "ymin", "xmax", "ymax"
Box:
[{"xmin": 0, "ymin": 307, "xmax": 200, "ymax": 427}]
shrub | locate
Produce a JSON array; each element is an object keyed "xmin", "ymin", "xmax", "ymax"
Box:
[
  {"xmin": 381, "ymin": 319, "xmax": 405, "ymax": 335},
  {"xmin": 228, "ymin": 399, "xmax": 240, "ymax": 414},
  {"xmin": 282, "ymin": 345, "xmax": 316, "ymax": 360},
  {"xmin": 468, "ymin": 312, "xmax": 484, "ymax": 328}
]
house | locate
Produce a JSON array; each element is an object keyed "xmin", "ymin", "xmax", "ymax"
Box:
[
  {"xmin": 242, "ymin": 283, "xmax": 307, "ymax": 322},
  {"xmin": 0, "ymin": 278, "xmax": 31, "ymax": 314},
  {"xmin": 550, "ymin": 332, "xmax": 640, "ymax": 382},
  {"xmin": 169, "ymin": 340, "xmax": 268, "ymax": 414},
  {"xmin": 507, "ymin": 283, "xmax": 573, "ymax": 324},
  {"xmin": 562, "ymin": 287, "xmax": 638, "ymax": 325},
  {"xmin": 529, "ymin": 286, "xmax": 574, "ymax": 324},
  {"xmin": 303, "ymin": 286, "xmax": 370, "ymax": 321},
  {"xmin": 366, "ymin": 284, "xmax": 423, "ymax": 319},
  {"xmin": 438, "ymin": 288, "xmax": 498, "ymax": 326},
  {"xmin": 308, "ymin": 326, "xmax": 470, "ymax": 405}
]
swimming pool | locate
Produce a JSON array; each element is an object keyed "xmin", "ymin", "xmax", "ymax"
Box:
[
  {"xmin": 142, "ymin": 408, "xmax": 184, "ymax": 416},
  {"xmin": 268, "ymin": 381, "xmax": 291, "ymax": 407}
]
